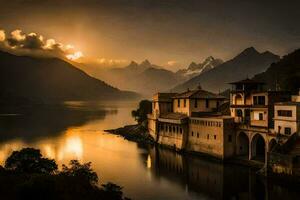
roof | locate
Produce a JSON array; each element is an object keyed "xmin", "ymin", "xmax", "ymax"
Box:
[
  {"xmin": 172, "ymin": 89, "xmax": 226, "ymax": 99},
  {"xmin": 153, "ymin": 93, "xmax": 177, "ymax": 102},
  {"xmin": 229, "ymin": 78, "xmax": 265, "ymax": 85},
  {"xmin": 159, "ymin": 112, "xmax": 188, "ymax": 120}
]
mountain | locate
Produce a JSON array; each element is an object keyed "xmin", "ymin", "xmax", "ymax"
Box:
[
  {"xmin": 0, "ymin": 51, "xmax": 138, "ymax": 104},
  {"xmin": 172, "ymin": 47, "xmax": 280, "ymax": 93},
  {"xmin": 253, "ymin": 48, "xmax": 300, "ymax": 94},
  {"xmin": 88, "ymin": 60, "xmax": 185, "ymax": 96},
  {"xmin": 176, "ymin": 56, "xmax": 223, "ymax": 78}
]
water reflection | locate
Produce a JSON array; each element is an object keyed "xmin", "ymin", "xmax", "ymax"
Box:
[
  {"xmin": 147, "ymin": 147, "xmax": 300, "ymax": 200},
  {"xmin": 0, "ymin": 103, "xmax": 109, "ymax": 144},
  {"xmin": 1, "ymin": 101, "xmax": 300, "ymax": 200}
]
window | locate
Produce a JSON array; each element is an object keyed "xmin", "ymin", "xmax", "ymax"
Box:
[
  {"xmin": 191, "ymin": 131, "xmax": 194, "ymax": 136},
  {"xmin": 259, "ymin": 113, "xmax": 263, "ymax": 120},
  {"xmin": 207, "ymin": 134, "xmax": 209, "ymax": 140},
  {"xmin": 278, "ymin": 126, "xmax": 281, "ymax": 134},
  {"xmin": 206, "ymin": 99, "xmax": 209, "ymax": 108},
  {"xmin": 184, "ymin": 99, "xmax": 186, "ymax": 107},
  {"xmin": 216, "ymin": 101, "xmax": 219, "ymax": 108},
  {"xmin": 176, "ymin": 127, "xmax": 179, "ymax": 133},
  {"xmin": 173, "ymin": 127, "xmax": 176, "ymax": 132},
  {"xmin": 253, "ymin": 96, "xmax": 265, "ymax": 105},
  {"xmin": 254, "ymin": 112, "xmax": 264, "ymax": 120},
  {"xmin": 194, "ymin": 99, "xmax": 198, "ymax": 108},
  {"xmin": 197, "ymin": 133, "xmax": 199, "ymax": 138},
  {"xmin": 236, "ymin": 109, "xmax": 243, "ymax": 117},
  {"xmin": 285, "ymin": 127, "xmax": 291, "ymax": 135},
  {"xmin": 180, "ymin": 128, "xmax": 182, "ymax": 134},
  {"xmin": 228, "ymin": 135, "xmax": 232, "ymax": 142},
  {"xmin": 177, "ymin": 99, "xmax": 180, "ymax": 107},
  {"xmin": 214, "ymin": 135, "xmax": 217, "ymax": 140},
  {"xmin": 278, "ymin": 110, "xmax": 292, "ymax": 117},
  {"xmin": 169, "ymin": 126, "xmax": 172, "ymax": 132}
]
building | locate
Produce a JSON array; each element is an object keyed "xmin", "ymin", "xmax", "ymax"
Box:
[
  {"xmin": 274, "ymin": 102, "xmax": 300, "ymax": 136},
  {"xmin": 230, "ymin": 79, "xmax": 290, "ymax": 161},
  {"xmin": 148, "ymin": 87, "xmax": 236, "ymax": 159},
  {"xmin": 148, "ymin": 78, "xmax": 295, "ymax": 163}
]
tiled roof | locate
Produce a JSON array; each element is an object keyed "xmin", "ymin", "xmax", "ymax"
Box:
[
  {"xmin": 159, "ymin": 113, "xmax": 188, "ymax": 120},
  {"xmin": 172, "ymin": 89, "xmax": 226, "ymax": 99}
]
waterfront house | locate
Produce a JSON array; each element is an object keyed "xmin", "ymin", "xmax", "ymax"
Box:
[{"xmin": 148, "ymin": 78, "xmax": 298, "ymax": 164}]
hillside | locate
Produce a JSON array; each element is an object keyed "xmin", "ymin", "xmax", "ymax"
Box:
[
  {"xmin": 172, "ymin": 47, "xmax": 280, "ymax": 93},
  {"xmin": 253, "ymin": 48, "xmax": 300, "ymax": 94},
  {"xmin": 0, "ymin": 51, "xmax": 138, "ymax": 104}
]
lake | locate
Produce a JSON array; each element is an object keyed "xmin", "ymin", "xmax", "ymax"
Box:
[{"xmin": 0, "ymin": 101, "xmax": 299, "ymax": 200}]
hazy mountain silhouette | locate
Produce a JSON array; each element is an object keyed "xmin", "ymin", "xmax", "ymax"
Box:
[
  {"xmin": 253, "ymin": 48, "xmax": 300, "ymax": 94},
  {"xmin": 0, "ymin": 51, "xmax": 138, "ymax": 104},
  {"xmin": 176, "ymin": 56, "xmax": 223, "ymax": 79},
  {"xmin": 90, "ymin": 60, "xmax": 185, "ymax": 96},
  {"xmin": 172, "ymin": 47, "xmax": 280, "ymax": 93}
]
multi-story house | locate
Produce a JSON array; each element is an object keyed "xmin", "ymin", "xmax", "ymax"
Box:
[
  {"xmin": 148, "ymin": 87, "xmax": 236, "ymax": 159},
  {"xmin": 230, "ymin": 79, "xmax": 290, "ymax": 161},
  {"xmin": 148, "ymin": 78, "xmax": 294, "ymax": 163}
]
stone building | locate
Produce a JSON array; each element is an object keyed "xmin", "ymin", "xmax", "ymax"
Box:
[
  {"xmin": 148, "ymin": 78, "xmax": 297, "ymax": 163},
  {"xmin": 148, "ymin": 87, "xmax": 236, "ymax": 159},
  {"xmin": 230, "ymin": 79, "xmax": 291, "ymax": 162}
]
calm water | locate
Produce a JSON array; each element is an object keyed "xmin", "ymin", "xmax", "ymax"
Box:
[{"xmin": 0, "ymin": 101, "xmax": 299, "ymax": 200}]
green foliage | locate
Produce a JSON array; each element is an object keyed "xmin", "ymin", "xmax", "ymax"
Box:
[
  {"xmin": 5, "ymin": 148, "xmax": 57, "ymax": 174},
  {"xmin": 61, "ymin": 159, "xmax": 98, "ymax": 185},
  {"xmin": 131, "ymin": 99, "xmax": 152, "ymax": 123}
]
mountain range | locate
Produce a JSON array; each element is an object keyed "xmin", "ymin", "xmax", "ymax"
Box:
[
  {"xmin": 0, "ymin": 51, "xmax": 138, "ymax": 104},
  {"xmin": 172, "ymin": 47, "xmax": 280, "ymax": 93},
  {"xmin": 176, "ymin": 56, "xmax": 223, "ymax": 79},
  {"xmin": 86, "ymin": 60, "xmax": 185, "ymax": 96}
]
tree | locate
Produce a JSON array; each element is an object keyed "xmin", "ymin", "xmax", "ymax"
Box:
[
  {"xmin": 61, "ymin": 160, "xmax": 98, "ymax": 185},
  {"xmin": 101, "ymin": 182, "xmax": 124, "ymax": 200},
  {"xmin": 131, "ymin": 100, "xmax": 152, "ymax": 124},
  {"xmin": 5, "ymin": 148, "xmax": 57, "ymax": 174}
]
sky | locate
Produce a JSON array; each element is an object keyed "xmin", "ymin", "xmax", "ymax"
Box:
[{"xmin": 0, "ymin": 0, "xmax": 299, "ymax": 71}]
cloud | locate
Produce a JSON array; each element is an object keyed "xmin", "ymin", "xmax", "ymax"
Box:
[
  {"xmin": 166, "ymin": 60, "xmax": 178, "ymax": 66},
  {"xmin": 96, "ymin": 58, "xmax": 128, "ymax": 66},
  {"xmin": 0, "ymin": 28, "xmax": 79, "ymax": 60},
  {"xmin": 0, "ymin": 30, "xmax": 6, "ymax": 41}
]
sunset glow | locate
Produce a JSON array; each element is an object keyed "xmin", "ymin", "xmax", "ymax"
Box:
[{"xmin": 66, "ymin": 51, "xmax": 83, "ymax": 61}]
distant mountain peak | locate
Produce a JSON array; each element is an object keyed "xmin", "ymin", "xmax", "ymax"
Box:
[
  {"xmin": 204, "ymin": 56, "xmax": 215, "ymax": 62},
  {"xmin": 141, "ymin": 59, "xmax": 151, "ymax": 66},
  {"xmin": 177, "ymin": 56, "xmax": 223, "ymax": 78},
  {"xmin": 129, "ymin": 61, "xmax": 138, "ymax": 65},
  {"xmin": 241, "ymin": 47, "xmax": 259, "ymax": 55}
]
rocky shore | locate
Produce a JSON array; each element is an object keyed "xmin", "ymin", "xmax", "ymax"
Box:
[{"xmin": 104, "ymin": 124, "xmax": 155, "ymax": 145}]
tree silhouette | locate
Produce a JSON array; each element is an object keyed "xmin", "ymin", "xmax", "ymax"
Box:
[
  {"xmin": 61, "ymin": 160, "xmax": 98, "ymax": 185},
  {"xmin": 5, "ymin": 148, "xmax": 57, "ymax": 174}
]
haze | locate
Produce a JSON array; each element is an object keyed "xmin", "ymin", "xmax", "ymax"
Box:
[{"xmin": 0, "ymin": 0, "xmax": 299, "ymax": 70}]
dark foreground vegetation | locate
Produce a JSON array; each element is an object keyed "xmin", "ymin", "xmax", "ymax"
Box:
[
  {"xmin": 0, "ymin": 148, "xmax": 130, "ymax": 200},
  {"xmin": 105, "ymin": 100, "xmax": 154, "ymax": 145}
]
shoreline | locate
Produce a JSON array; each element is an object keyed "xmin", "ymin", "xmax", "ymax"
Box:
[
  {"xmin": 105, "ymin": 124, "xmax": 300, "ymax": 183},
  {"xmin": 104, "ymin": 124, "xmax": 155, "ymax": 146}
]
